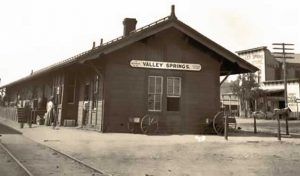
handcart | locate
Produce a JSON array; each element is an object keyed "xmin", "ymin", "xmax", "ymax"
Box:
[{"xmin": 128, "ymin": 114, "xmax": 159, "ymax": 134}]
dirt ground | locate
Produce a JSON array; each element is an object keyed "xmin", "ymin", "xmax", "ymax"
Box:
[
  {"xmin": 1, "ymin": 118, "xmax": 300, "ymax": 176},
  {"xmin": 32, "ymin": 119, "xmax": 300, "ymax": 176},
  {"xmin": 65, "ymin": 138, "xmax": 300, "ymax": 176},
  {"xmin": 0, "ymin": 145, "xmax": 28, "ymax": 176}
]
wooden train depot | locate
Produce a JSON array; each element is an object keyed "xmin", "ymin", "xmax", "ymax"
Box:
[{"xmin": 0, "ymin": 6, "xmax": 257, "ymax": 134}]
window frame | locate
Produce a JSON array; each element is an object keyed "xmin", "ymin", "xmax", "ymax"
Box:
[
  {"xmin": 148, "ymin": 76, "xmax": 163, "ymax": 112},
  {"xmin": 167, "ymin": 77, "xmax": 181, "ymax": 111},
  {"xmin": 167, "ymin": 77, "xmax": 181, "ymax": 98}
]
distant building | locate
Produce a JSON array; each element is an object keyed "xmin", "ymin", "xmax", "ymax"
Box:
[
  {"xmin": 221, "ymin": 47, "xmax": 300, "ymax": 118},
  {"xmin": 237, "ymin": 46, "xmax": 281, "ymax": 84},
  {"xmin": 220, "ymin": 81, "xmax": 239, "ymax": 116}
]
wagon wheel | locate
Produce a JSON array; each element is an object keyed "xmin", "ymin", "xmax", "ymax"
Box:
[
  {"xmin": 141, "ymin": 114, "xmax": 158, "ymax": 134},
  {"xmin": 213, "ymin": 111, "xmax": 225, "ymax": 135}
]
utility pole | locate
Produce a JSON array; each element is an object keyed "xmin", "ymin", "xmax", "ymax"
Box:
[{"xmin": 273, "ymin": 43, "xmax": 294, "ymax": 135}]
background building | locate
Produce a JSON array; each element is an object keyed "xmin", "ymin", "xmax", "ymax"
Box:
[{"xmin": 221, "ymin": 47, "xmax": 300, "ymax": 118}]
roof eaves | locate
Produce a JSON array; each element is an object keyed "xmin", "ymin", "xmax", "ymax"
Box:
[
  {"xmin": 236, "ymin": 46, "xmax": 267, "ymax": 54},
  {"xmin": 1, "ymin": 16, "xmax": 173, "ymax": 88},
  {"xmin": 1, "ymin": 14, "xmax": 260, "ymax": 88},
  {"xmin": 173, "ymin": 20, "xmax": 259, "ymax": 73},
  {"xmin": 81, "ymin": 17, "xmax": 259, "ymax": 73}
]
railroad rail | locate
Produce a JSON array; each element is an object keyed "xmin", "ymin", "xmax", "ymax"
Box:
[
  {"xmin": 0, "ymin": 140, "xmax": 111, "ymax": 176},
  {"xmin": 0, "ymin": 142, "xmax": 34, "ymax": 176}
]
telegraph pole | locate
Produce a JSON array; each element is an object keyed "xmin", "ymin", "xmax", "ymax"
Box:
[{"xmin": 273, "ymin": 43, "xmax": 294, "ymax": 135}]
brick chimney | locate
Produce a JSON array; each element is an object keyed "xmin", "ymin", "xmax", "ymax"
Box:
[{"xmin": 123, "ymin": 18, "xmax": 137, "ymax": 36}]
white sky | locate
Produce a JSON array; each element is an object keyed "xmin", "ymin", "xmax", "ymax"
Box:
[{"xmin": 0, "ymin": 0, "xmax": 299, "ymax": 85}]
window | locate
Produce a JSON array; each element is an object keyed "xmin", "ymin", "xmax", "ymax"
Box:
[
  {"xmin": 148, "ymin": 76, "xmax": 163, "ymax": 111},
  {"xmin": 167, "ymin": 77, "xmax": 181, "ymax": 111},
  {"xmin": 67, "ymin": 77, "xmax": 76, "ymax": 103}
]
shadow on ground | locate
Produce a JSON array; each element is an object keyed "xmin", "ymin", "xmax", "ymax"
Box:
[
  {"xmin": 229, "ymin": 130, "xmax": 300, "ymax": 139},
  {"xmin": 0, "ymin": 123, "xmax": 22, "ymax": 134}
]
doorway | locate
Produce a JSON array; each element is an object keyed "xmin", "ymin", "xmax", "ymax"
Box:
[
  {"xmin": 279, "ymin": 101, "xmax": 285, "ymax": 109},
  {"xmin": 82, "ymin": 83, "xmax": 90, "ymax": 126},
  {"xmin": 81, "ymin": 74, "xmax": 103, "ymax": 131}
]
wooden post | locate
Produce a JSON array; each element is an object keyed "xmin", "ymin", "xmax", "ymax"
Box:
[
  {"xmin": 273, "ymin": 43, "xmax": 294, "ymax": 136},
  {"xmin": 253, "ymin": 113, "xmax": 257, "ymax": 133},
  {"xmin": 277, "ymin": 114, "xmax": 281, "ymax": 141},
  {"xmin": 245, "ymin": 101, "xmax": 248, "ymax": 118},
  {"xmin": 229, "ymin": 95, "xmax": 231, "ymax": 116},
  {"xmin": 285, "ymin": 114, "xmax": 289, "ymax": 135},
  {"xmin": 224, "ymin": 114, "xmax": 228, "ymax": 140},
  {"xmin": 220, "ymin": 71, "xmax": 232, "ymax": 86},
  {"xmin": 297, "ymin": 101, "xmax": 299, "ymax": 119},
  {"xmin": 253, "ymin": 98, "xmax": 257, "ymax": 133},
  {"xmin": 28, "ymin": 110, "xmax": 33, "ymax": 128}
]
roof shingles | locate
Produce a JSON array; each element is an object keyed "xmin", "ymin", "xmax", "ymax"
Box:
[{"xmin": 1, "ymin": 14, "xmax": 258, "ymax": 88}]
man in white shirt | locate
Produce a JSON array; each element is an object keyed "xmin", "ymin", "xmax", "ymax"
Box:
[{"xmin": 45, "ymin": 96, "xmax": 55, "ymax": 127}]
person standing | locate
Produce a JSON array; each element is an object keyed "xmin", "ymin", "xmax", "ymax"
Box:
[{"xmin": 46, "ymin": 96, "xmax": 56, "ymax": 127}]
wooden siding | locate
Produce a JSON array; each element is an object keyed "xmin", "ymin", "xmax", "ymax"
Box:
[{"xmin": 103, "ymin": 28, "xmax": 221, "ymax": 133}]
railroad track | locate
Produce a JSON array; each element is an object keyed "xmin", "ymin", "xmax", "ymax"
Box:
[
  {"xmin": 0, "ymin": 142, "xmax": 33, "ymax": 176},
  {"xmin": 0, "ymin": 139, "xmax": 111, "ymax": 176}
]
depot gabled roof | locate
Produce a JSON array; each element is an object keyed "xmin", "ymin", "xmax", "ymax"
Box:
[{"xmin": 0, "ymin": 6, "xmax": 258, "ymax": 89}]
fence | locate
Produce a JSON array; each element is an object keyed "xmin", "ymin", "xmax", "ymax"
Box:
[
  {"xmin": 0, "ymin": 106, "xmax": 17, "ymax": 121},
  {"xmin": 289, "ymin": 112, "xmax": 300, "ymax": 120}
]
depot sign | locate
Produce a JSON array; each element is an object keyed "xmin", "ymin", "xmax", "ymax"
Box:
[{"xmin": 130, "ymin": 60, "xmax": 201, "ymax": 71}]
